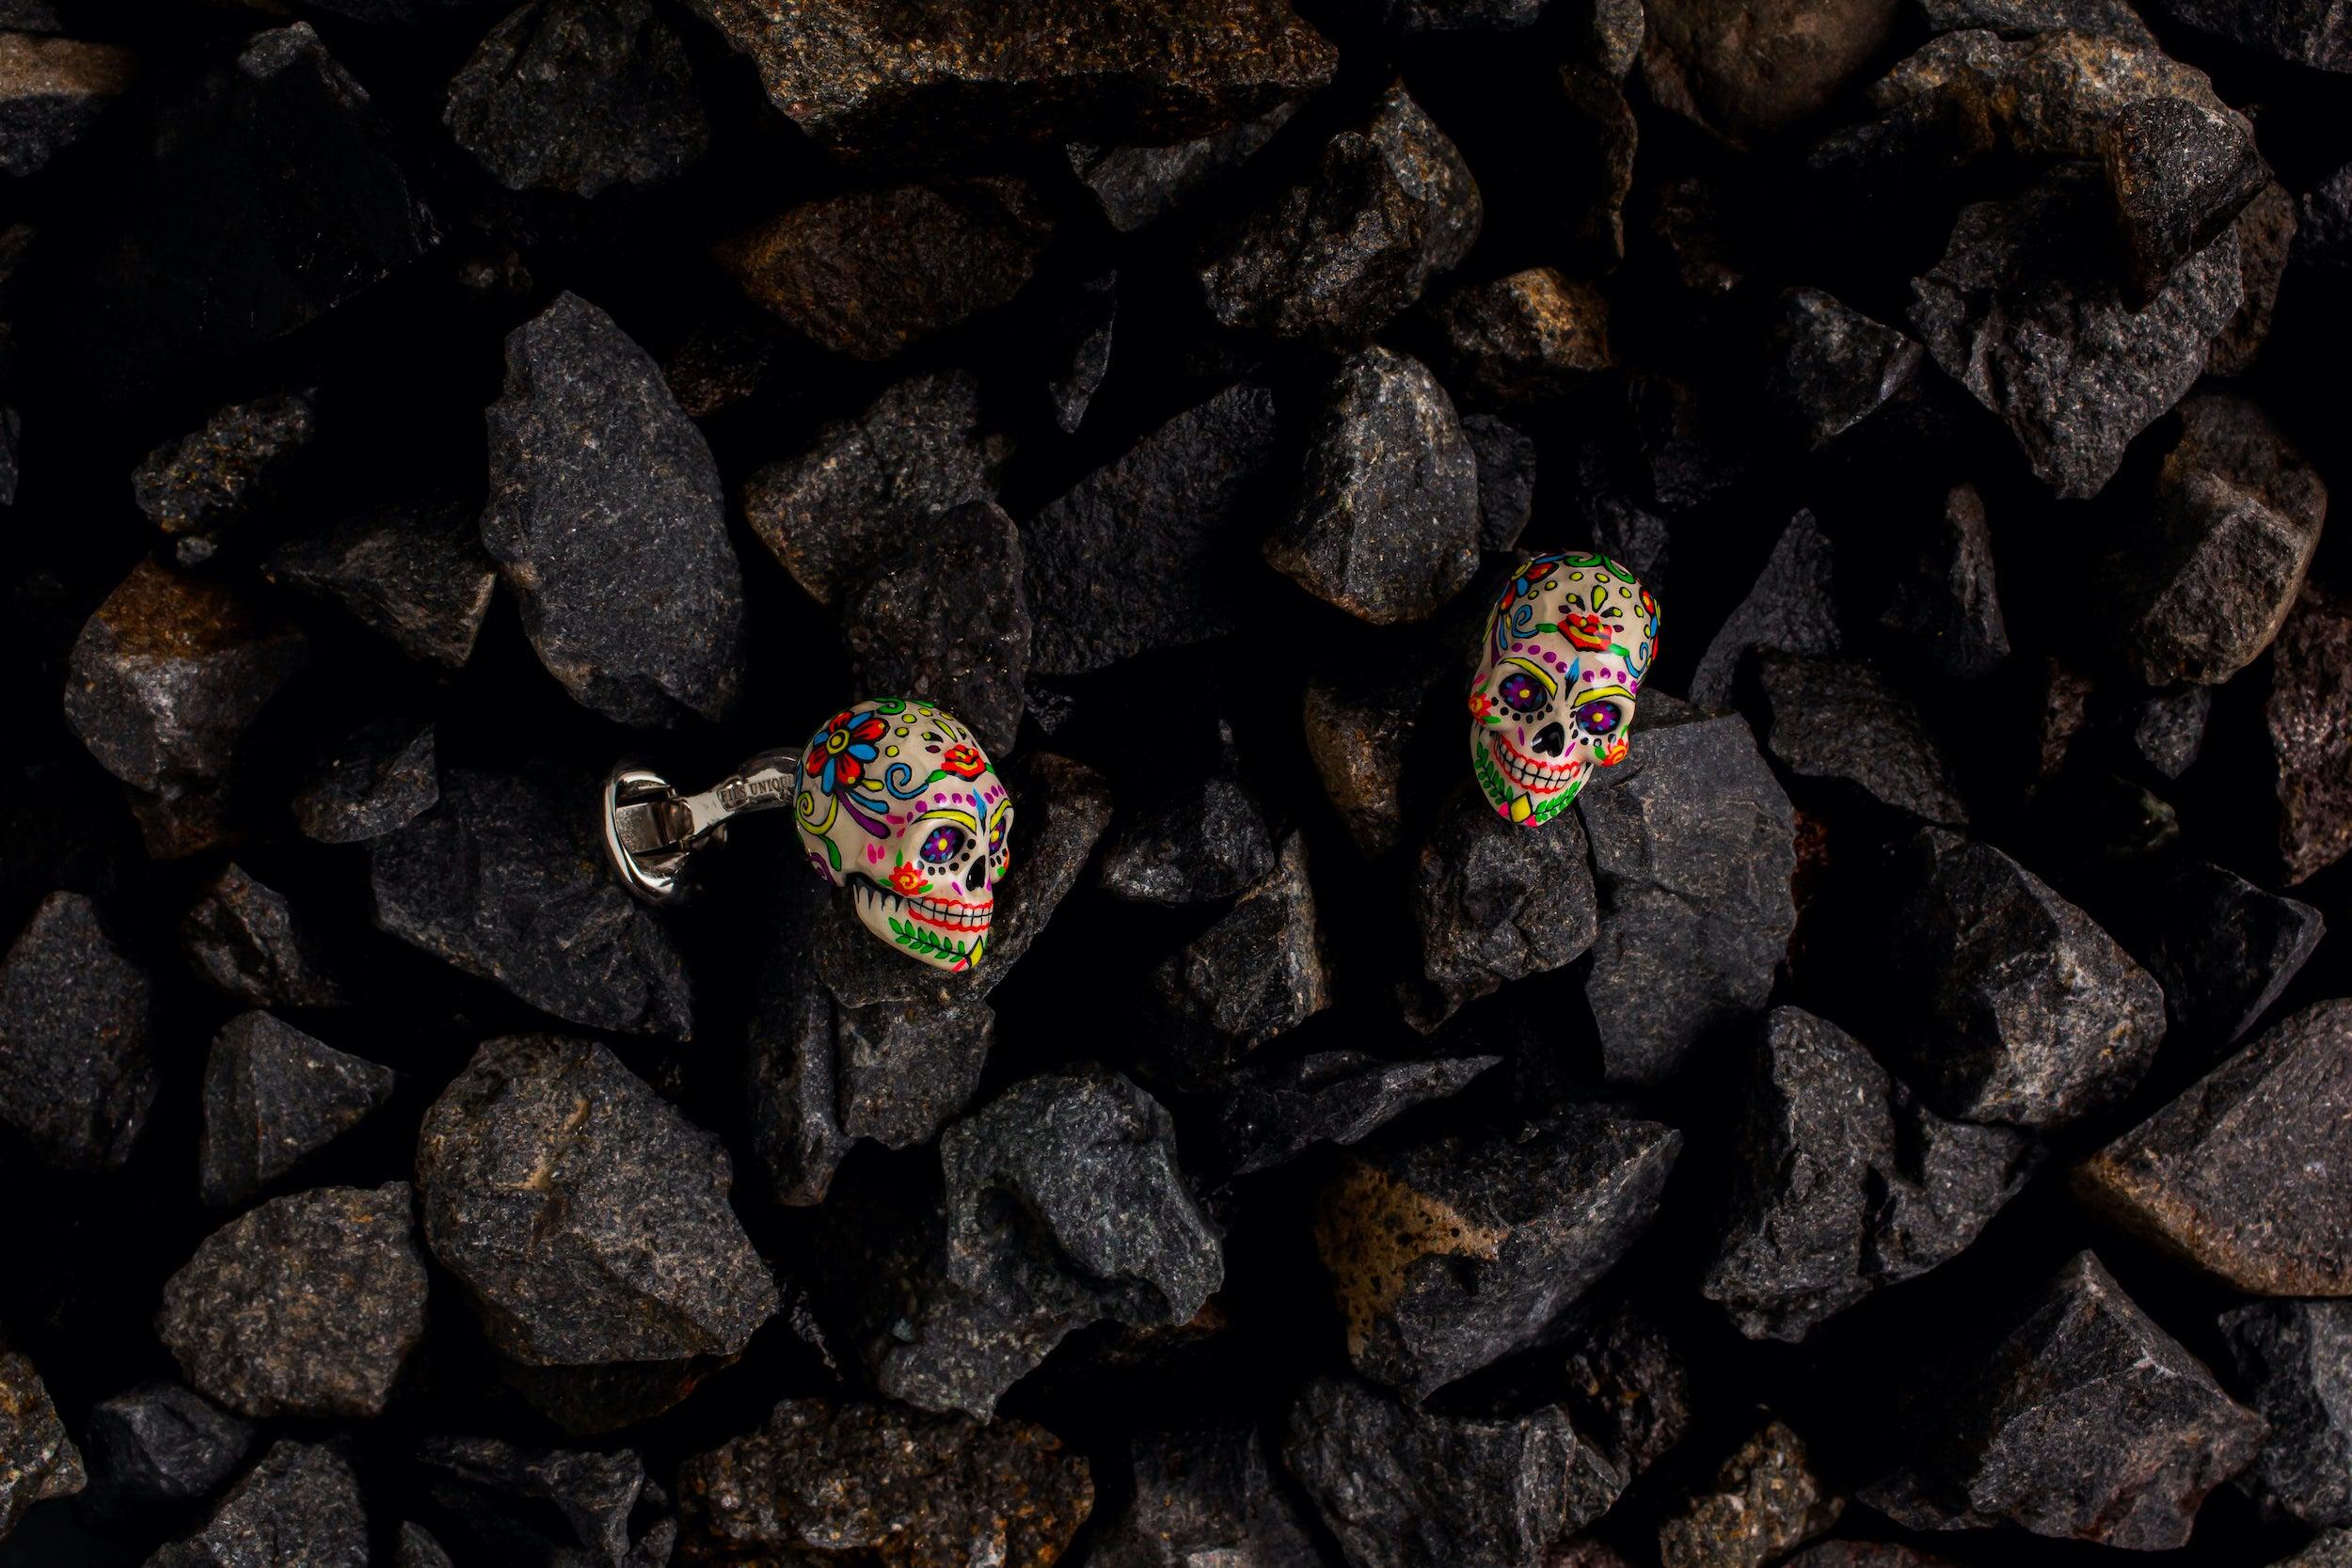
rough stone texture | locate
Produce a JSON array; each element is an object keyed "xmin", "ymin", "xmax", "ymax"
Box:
[
  {"xmin": 2213, "ymin": 180, "xmax": 2297, "ymax": 377},
  {"xmin": 2141, "ymin": 0, "xmax": 2349, "ymax": 70},
  {"xmin": 484, "ymin": 291, "xmax": 746, "ymax": 726},
  {"xmin": 1385, "ymin": 0, "xmax": 1550, "ymax": 28},
  {"xmin": 2280, "ymin": 1531, "xmax": 2352, "ymax": 1567},
  {"xmin": 63, "ymin": 558, "xmax": 308, "ymax": 799},
  {"xmin": 416, "ymin": 1434, "xmax": 674, "ymax": 1567},
  {"xmin": 1026, "ymin": 382, "xmax": 1284, "ymax": 674},
  {"xmin": 1563, "ymin": 1306, "xmax": 1693, "ymax": 1481},
  {"xmin": 1404, "ymin": 789, "xmax": 1599, "ymax": 1034},
  {"xmin": 1302, "ymin": 662, "xmax": 1432, "ymax": 857},
  {"xmin": 1686, "ymin": 511, "xmax": 1841, "ymax": 708},
  {"xmin": 2268, "ymin": 585, "xmax": 2352, "ymax": 885},
  {"xmin": 1198, "ymin": 82, "xmax": 1481, "ymax": 344},
  {"xmin": 1753, "ymin": 652, "xmax": 1970, "ymax": 826},
  {"xmin": 147, "ymin": 1439, "xmax": 369, "ymax": 1568},
  {"xmin": 1043, "ymin": 270, "xmax": 1117, "ymax": 434},
  {"xmin": 1147, "ymin": 832, "xmax": 1330, "ymax": 1081},
  {"xmin": 680, "ymin": 0, "xmax": 1334, "ymax": 165},
  {"xmin": 1779, "ymin": 1547, "xmax": 1958, "ymax": 1568},
  {"xmin": 444, "ymin": 0, "xmax": 708, "ymax": 198},
  {"xmin": 81, "ymin": 1384, "xmax": 251, "ymax": 1513},
  {"xmin": 0, "ymin": 1351, "xmax": 82, "ymax": 1538},
  {"xmin": 1464, "ymin": 413, "xmax": 1538, "ymax": 552},
  {"xmin": 263, "ymin": 492, "xmax": 499, "ymax": 669},
  {"xmin": 1427, "ymin": 267, "xmax": 1612, "ymax": 404},
  {"xmin": 743, "ymin": 371, "xmax": 1005, "ymax": 608},
  {"xmin": 1915, "ymin": 0, "xmax": 2155, "ymax": 38},
  {"xmin": 1580, "ymin": 714, "xmax": 1799, "ymax": 1086},
  {"xmin": 1316, "ymin": 1105, "xmax": 1680, "ymax": 1398},
  {"xmin": 1704, "ymin": 1007, "xmax": 2034, "ymax": 1341},
  {"xmin": 1909, "ymin": 165, "xmax": 2242, "ymax": 499},
  {"xmin": 722, "ymin": 179, "xmax": 1055, "ymax": 360},
  {"xmin": 2079, "ymin": 999, "xmax": 2352, "ymax": 1294},
  {"xmin": 0, "ymin": 31, "xmax": 132, "ymax": 177},
  {"xmin": 198, "ymin": 1012, "xmax": 397, "ymax": 1209},
  {"xmin": 1207, "ymin": 1051, "xmax": 1498, "ymax": 1177},
  {"xmin": 1642, "ymin": 0, "xmax": 1897, "ymax": 142},
  {"xmin": 2126, "ymin": 685, "xmax": 2212, "ymax": 780},
  {"xmin": 2105, "ymin": 95, "xmax": 2267, "ymax": 300},
  {"xmin": 1282, "ymin": 1376, "xmax": 1625, "ymax": 1568},
  {"xmin": 840, "ymin": 499, "xmax": 1030, "ymax": 756},
  {"xmin": 677, "ymin": 1399, "xmax": 1092, "ymax": 1567},
  {"xmin": 2123, "ymin": 858, "xmax": 2325, "ymax": 1051},
  {"xmin": 1069, "ymin": 104, "xmax": 1297, "ymax": 232},
  {"xmin": 182, "ymin": 863, "xmax": 349, "ymax": 1010},
  {"xmin": 1764, "ymin": 288, "xmax": 1922, "ymax": 451},
  {"xmin": 2103, "ymin": 393, "xmax": 2327, "ymax": 687},
  {"xmin": 370, "ymin": 765, "xmax": 694, "ymax": 1039},
  {"xmin": 0, "ymin": 890, "xmax": 158, "ymax": 1171},
  {"xmin": 157, "ymin": 1182, "xmax": 426, "ymax": 1419},
  {"xmin": 2305, "ymin": 163, "xmax": 2352, "ymax": 269},
  {"xmin": 1877, "ymin": 827, "xmax": 2165, "ymax": 1127},
  {"xmin": 131, "ymin": 391, "xmax": 315, "ymax": 567},
  {"xmin": 1092, "ymin": 1423, "xmax": 1322, "ymax": 1568},
  {"xmin": 1098, "ymin": 771, "xmax": 1277, "ymax": 906},
  {"xmin": 1659, "ymin": 1418, "xmax": 1843, "ymax": 1568},
  {"xmin": 417, "ymin": 1034, "xmax": 778, "ymax": 1365},
  {"xmin": 1860, "ymin": 1251, "xmax": 2265, "ymax": 1549},
  {"xmin": 1880, "ymin": 483, "xmax": 2009, "ymax": 680},
  {"xmin": 1266, "ymin": 347, "xmax": 1479, "ymax": 626},
  {"xmin": 2221, "ymin": 1300, "xmax": 2352, "ymax": 1526},
  {"xmin": 293, "ymin": 716, "xmax": 437, "ymax": 845}
]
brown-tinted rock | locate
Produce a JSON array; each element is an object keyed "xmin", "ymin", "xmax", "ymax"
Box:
[
  {"xmin": 2212, "ymin": 181, "xmax": 2297, "ymax": 377},
  {"xmin": 0, "ymin": 31, "xmax": 133, "ymax": 177},
  {"xmin": 1643, "ymin": 0, "xmax": 1897, "ymax": 142},
  {"xmin": 263, "ymin": 492, "xmax": 499, "ymax": 670},
  {"xmin": 1302, "ymin": 663, "xmax": 1433, "ymax": 857},
  {"xmin": 2104, "ymin": 95, "xmax": 2268, "ymax": 302},
  {"xmin": 131, "ymin": 390, "xmax": 316, "ymax": 567},
  {"xmin": 2266, "ymin": 586, "xmax": 2352, "ymax": 885},
  {"xmin": 0, "ymin": 1350, "xmax": 83, "ymax": 1537},
  {"xmin": 0, "ymin": 890, "xmax": 158, "ymax": 1171},
  {"xmin": 1659, "ymin": 1418, "xmax": 1843, "ymax": 1568},
  {"xmin": 1427, "ymin": 268, "xmax": 1612, "ymax": 404}
]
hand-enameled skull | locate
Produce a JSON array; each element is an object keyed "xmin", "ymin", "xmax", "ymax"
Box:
[
  {"xmin": 1468, "ymin": 551, "xmax": 1659, "ymax": 825},
  {"xmin": 795, "ymin": 699, "xmax": 1012, "ymax": 971}
]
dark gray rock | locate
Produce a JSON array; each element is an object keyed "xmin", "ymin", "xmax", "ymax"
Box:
[
  {"xmin": 1704, "ymin": 1007, "xmax": 2034, "ymax": 1341},
  {"xmin": 722, "ymin": 178, "xmax": 1055, "ymax": 360},
  {"xmin": 198, "ymin": 1012, "xmax": 397, "ymax": 1209},
  {"xmin": 293, "ymin": 716, "xmax": 437, "ymax": 845},
  {"xmin": 1404, "ymin": 789, "xmax": 1599, "ymax": 1035},
  {"xmin": 1069, "ymin": 103, "xmax": 1297, "ymax": 232},
  {"xmin": 1147, "ymin": 832, "xmax": 1330, "ymax": 1082},
  {"xmin": 2101, "ymin": 392, "xmax": 2327, "ymax": 687},
  {"xmin": 1764, "ymin": 289, "xmax": 1922, "ymax": 451},
  {"xmin": 445, "ymin": 0, "xmax": 708, "ymax": 198},
  {"xmin": 2213, "ymin": 181, "xmax": 2297, "ymax": 375},
  {"xmin": 417, "ymin": 1034, "xmax": 778, "ymax": 1364},
  {"xmin": 484, "ymin": 291, "xmax": 746, "ymax": 726},
  {"xmin": 1562, "ymin": 1305, "xmax": 1692, "ymax": 1481},
  {"xmin": 1044, "ymin": 270, "xmax": 1116, "ymax": 435},
  {"xmin": 1580, "ymin": 714, "xmax": 1798, "ymax": 1085},
  {"xmin": 2280, "ymin": 1534, "xmax": 2352, "ymax": 1567},
  {"xmin": 264, "ymin": 492, "xmax": 500, "ymax": 670},
  {"xmin": 1861, "ymin": 1251, "xmax": 2265, "ymax": 1549},
  {"xmin": 1753, "ymin": 652, "xmax": 1969, "ymax": 825},
  {"xmin": 397, "ymin": 1524, "xmax": 456, "ymax": 1568},
  {"xmin": 742, "ymin": 371, "xmax": 1006, "ymax": 608},
  {"xmin": 676, "ymin": 1399, "xmax": 1093, "ymax": 1566},
  {"xmin": 1426, "ymin": 267, "xmax": 1612, "ymax": 404},
  {"xmin": 2125, "ymin": 686, "xmax": 2211, "ymax": 779},
  {"xmin": 1659, "ymin": 1418, "xmax": 1843, "ymax": 1568},
  {"xmin": 0, "ymin": 891, "xmax": 157, "ymax": 1170},
  {"xmin": 417, "ymin": 1435, "xmax": 673, "ymax": 1567},
  {"xmin": 2126, "ymin": 859, "xmax": 2324, "ymax": 1050},
  {"xmin": 1880, "ymin": 483, "xmax": 2010, "ymax": 680},
  {"xmin": 0, "ymin": 31, "xmax": 132, "ymax": 176},
  {"xmin": 370, "ymin": 765, "xmax": 693, "ymax": 1039},
  {"xmin": 679, "ymin": 0, "xmax": 1334, "ymax": 165},
  {"xmin": 1316, "ymin": 1105, "xmax": 1680, "ymax": 1398},
  {"xmin": 2300, "ymin": 163, "xmax": 2352, "ymax": 269},
  {"xmin": 1025, "ymin": 382, "xmax": 1285, "ymax": 675},
  {"xmin": 1282, "ymin": 1376, "xmax": 1625, "ymax": 1568},
  {"xmin": 840, "ymin": 499, "xmax": 1029, "ymax": 756},
  {"xmin": 2221, "ymin": 1300, "xmax": 2352, "ymax": 1526},
  {"xmin": 1198, "ymin": 82, "xmax": 1481, "ymax": 344},
  {"xmin": 82, "ymin": 1385, "xmax": 251, "ymax": 1513},
  {"xmin": 2079, "ymin": 999, "xmax": 2352, "ymax": 1293},
  {"xmin": 2105, "ymin": 95, "xmax": 2268, "ymax": 301},
  {"xmin": 1463, "ymin": 414, "xmax": 1538, "ymax": 553},
  {"xmin": 148, "ymin": 1440, "xmax": 369, "ymax": 1568},
  {"xmin": 1686, "ymin": 511, "xmax": 1841, "ymax": 708},
  {"xmin": 1098, "ymin": 773, "xmax": 1278, "ymax": 906},
  {"xmin": 2140, "ymin": 0, "xmax": 2348, "ymax": 71},
  {"xmin": 2268, "ymin": 586, "xmax": 2352, "ymax": 886},
  {"xmin": 1208, "ymin": 1051, "xmax": 1499, "ymax": 1177},
  {"xmin": 182, "ymin": 863, "xmax": 349, "ymax": 1011},
  {"xmin": 131, "ymin": 391, "xmax": 316, "ymax": 567},
  {"xmin": 1642, "ymin": 0, "xmax": 1894, "ymax": 142},
  {"xmin": 158, "ymin": 1183, "xmax": 426, "ymax": 1419},
  {"xmin": 0, "ymin": 1351, "xmax": 82, "ymax": 1537},
  {"xmin": 1909, "ymin": 165, "xmax": 2242, "ymax": 499},
  {"xmin": 1915, "ymin": 0, "xmax": 2156, "ymax": 40},
  {"xmin": 1093, "ymin": 1423, "xmax": 1321, "ymax": 1568}
]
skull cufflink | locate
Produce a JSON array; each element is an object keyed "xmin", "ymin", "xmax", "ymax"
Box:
[
  {"xmin": 602, "ymin": 699, "xmax": 1012, "ymax": 973},
  {"xmin": 1468, "ymin": 551, "xmax": 1660, "ymax": 826}
]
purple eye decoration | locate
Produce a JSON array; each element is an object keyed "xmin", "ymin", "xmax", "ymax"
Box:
[
  {"xmin": 1498, "ymin": 671, "xmax": 1546, "ymax": 714},
  {"xmin": 1576, "ymin": 700, "xmax": 1622, "ymax": 735},
  {"xmin": 918, "ymin": 824, "xmax": 967, "ymax": 864}
]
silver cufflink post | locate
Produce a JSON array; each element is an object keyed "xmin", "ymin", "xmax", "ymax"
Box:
[{"xmin": 600, "ymin": 748, "xmax": 803, "ymax": 905}]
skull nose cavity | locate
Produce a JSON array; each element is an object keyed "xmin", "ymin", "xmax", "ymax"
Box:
[
  {"xmin": 1533, "ymin": 721, "xmax": 1566, "ymax": 757},
  {"xmin": 965, "ymin": 857, "xmax": 987, "ymax": 894}
]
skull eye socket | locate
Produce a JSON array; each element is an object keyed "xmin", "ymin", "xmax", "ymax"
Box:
[
  {"xmin": 987, "ymin": 803, "xmax": 1011, "ymax": 859},
  {"xmin": 1497, "ymin": 670, "xmax": 1547, "ymax": 714},
  {"xmin": 917, "ymin": 824, "xmax": 968, "ymax": 865},
  {"xmin": 1575, "ymin": 699, "xmax": 1626, "ymax": 736}
]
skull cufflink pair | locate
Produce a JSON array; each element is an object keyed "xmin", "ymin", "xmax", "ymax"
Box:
[
  {"xmin": 1469, "ymin": 550, "xmax": 1660, "ymax": 826},
  {"xmin": 602, "ymin": 699, "xmax": 1011, "ymax": 973}
]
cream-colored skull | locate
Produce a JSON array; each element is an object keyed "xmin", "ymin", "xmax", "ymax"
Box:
[
  {"xmin": 795, "ymin": 699, "xmax": 1012, "ymax": 971},
  {"xmin": 1468, "ymin": 551, "xmax": 1659, "ymax": 826}
]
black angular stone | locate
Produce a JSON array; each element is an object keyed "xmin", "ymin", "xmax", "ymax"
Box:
[
  {"xmin": 1753, "ymin": 652, "xmax": 1970, "ymax": 826},
  {"xmin": 1208, "ymin": 1051, "xmax": 1498, "ymax": 1177},
  {"xmin": 1703, "ymin": 1008, "xmax": 2033, "ymax": 1341},
  {"xmin": 1146, "ymin": 832, "xmax": 1330, "ymax": 1083},
  {"xmin": 2268, "ymin": 585, "xmax": 2352, "ymax": 885},
  {"xmin": 2104, "ymin": 95, "xmax": 2268, "ymax": 301},
  {"xmin": 1915, "ymin": 0, "xmax": 2155, "ymax": 39},
  {"xmin": 198, "ymin": 1012, "xmax": 397, "ymax": 1208},
  {"xmin": 2141, "ymin": 0, "xmax": 2349, "ymax": 71},
  {"xmin": 1044, "ymin": 270, "xmax": 1117, "ymax": 435},
  {"xmin": 182, "ymin": 863, "xmax": 350, "ymax": 1011},
  {"xmin": 1562, "ymin": 1304, "xmax": 1692, "ymax": 1481},
  {"xmin": 2123, "ymin": 685, "xmax": 2210, "ymax": 779},
  {"xmin": 417, "ymin": 1034, "xmax": 778, "ymax": 1364},
  {"xmin": 1316, "ymin": 1105, "xmax": 1680, "ymax": 1398},
  {"xmin": 131, "ymin": 390, "xmax": 316, "ymax": 567},
  {"xmin": 396, "ymin": 1523, "xmax": 456, "ymax": 1568},
  {"xmin": 1098, "ymin": 771, "xmax": 1278, "ymax": 906},
  {"xmin": 445, "ymin": 0, "xmax": 709, "ymax": 198},
  {"xmin": 371, "ymin": 765, "xmax": 693, "ymax": 1039},
  {"xmin": 1659, "ymin": 1417, "xmax": 1844, "ymax": 1568},
  {"xmin": 1860, "ymin": 1251, "xmax": 2265, "ymax": 1549},
  {"xmin": 2220, "ymin": 1300, "xmax": 2352, "ymax": 1527},
  {"xmin": 841, "ymin": 499, "xmax": 1029, "ymax": 756},
  {"xmin": 1641, "ymin": 0, "xmax": 1895, "ymax": 143},
  {"xmin": 1879, "ymin": 483, "xmax": 2010, "ymax": 680},
  {"xmin": 417, "ymin": 1434, "xmax": 674, "ymax": 1566},
  {"xmin": 148, "ymin": 1440, "xmax": 369, "ymax": 1568},
  {"xmin": 1025, "ymin": 382, "xmax": 1285, "ymax": 674},
  {"xmin": 1282, "ymin": 1375, "xmax": 1625, "ymax": 1568},
  {"xmin": 2122, "ymin": 858, "xmax": 2324, "ymax": 1051},
  {"xmin": 1403, "ymin": 789, "xmax": 1598, "ymax": 1034},
  {"xmin": 1198, "ymin": 82, "xmax": 1481, "ymax": 344},
  {"xmin": 1092, "ymin": 1423, "xmax": 1322, "ymax": 1568},
  {"xmin": 485, "ymin": 291, "xmax": 746, "ymax": 726},
  {"xmin": 0, "ymin": 890, "xmax": 158, "ymax": 1171},
  {"xmin": 1069, "ymin": 104, "xmax": 1297, "ymax": 232},
  {"xmin": 0, "ymin": 31, "xmax": 132, "ymax": 177},
  {"xmin": 264, "ymin": 492, "xmax": 500, "ymax": 670},
  {"xmin": 1686, "ymin": 511, "xmax": 1841, "ymax": 708},
  {"xmin": 0, "ymin": 1350, "xmax": 82, "ymax": 1537},
  {"xmin": 82, "ymin": 1384, "xmax": 251, "ymax": 1515},
  {"xmin": 293, "ymin": 715, "xmax": 437, "ymax": 846},
  {"xmin": 2213, "ymin": 181, "xmax": 2297, "ymax": 375},
  {"xmin": 2300, "ymin": 162, "xmax": 2352, "ymax": 270},
  {"xmin": 1763, "ymin": 288, "xmax": 1922, "ymax": 451},
  {"xmin": 1462, "ymin": 414, "xmax": 1538, "ymax": 553}
]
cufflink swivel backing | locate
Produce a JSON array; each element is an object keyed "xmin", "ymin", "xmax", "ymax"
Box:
[{"xmin": 601, "ymin": 747, "xmax": 803, "ymax": 905}]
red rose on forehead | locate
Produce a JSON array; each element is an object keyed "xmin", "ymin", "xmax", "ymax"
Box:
[
  {"xmin": 1565, "ymin": 611, "xmax": 1613, "ymax": 652},
  {"xmin": 940, "ymin": 742, "xmax": 987, "ymax": 779}
]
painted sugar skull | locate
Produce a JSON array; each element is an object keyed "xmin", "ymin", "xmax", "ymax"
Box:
[
  {"xmin": 795, "ymin": 699, "xmax": 1012, "ymax": 972},
  {"xmin": 1468, "ymin": 551, "xmax": 1659, "ymax": 825}
]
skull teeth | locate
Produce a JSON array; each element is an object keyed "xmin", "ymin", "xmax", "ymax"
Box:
[
  {"xmin": 856, "ymin": 879, "xmax": 994, "ymax": 932},
  {"xmin": 1493, "ymin": 736, "xmax": 1578, "ymax": 794}
]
